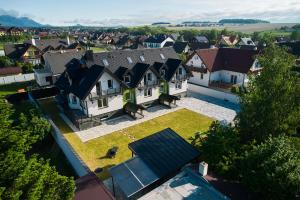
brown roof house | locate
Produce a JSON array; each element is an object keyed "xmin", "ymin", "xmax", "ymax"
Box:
[
  {"xmin": 219, "ymin": 35, "xmax": 239, "ymax": 47},
  {"xmin": 4, "ymin": 36, "xmax": 84, "ymax": 65},
  {"xmin": 185, "ymin": 48, "xmax": 260, "ymax": 91}
]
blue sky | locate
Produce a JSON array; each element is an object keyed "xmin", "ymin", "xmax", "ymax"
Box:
[{"xmin": 1, "ymin": 0, "xmax": 300, "ymax": 26}]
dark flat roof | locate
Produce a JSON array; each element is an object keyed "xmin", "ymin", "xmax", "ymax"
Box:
[
  {"xmin": 128, "ymin": 128, "xmax": 200, "ymax": 178},
  {"xmin": 74, "ymin": 173, "xmax": 115, "ymax": 200}
]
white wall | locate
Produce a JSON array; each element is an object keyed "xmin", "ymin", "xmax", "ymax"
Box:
[
  {"xmin": 34, "ymin": 71, "xmax": 52, "ymax": 86},
  {"xmin": 136, "ymin": 86, "xmax": 160, "ymax": 104},
  {"xmin": 160, "ymin": 37, "xmax": 175, "ymax": 47},
  {"xmin": 169, "ymin": 79, "xmax": 188, "ymax": 95},
  {"xmin": 0, "ymin": 73, "xmax": 35, "ymax": 85},
  {"xmin": 186, "ymin": 54, "xmax": 203, "ymax": 67},
  {"xmin": 90, "ymin": 72, "xmax": 121, "ymax": 94},
  {"xmin": 210, "ymin": 70, "xmax": 246, "ymax": 86},
  {"xmin": 188, "ymin": 71, "xmax": 210, "ymax": 87},
  {"xmin": 188, "ymin": 83, "xmax": 239, "ymax": 104},
  {"xmin": 85, "ymin": 94, "xmax": 123, "ymax": 116}
]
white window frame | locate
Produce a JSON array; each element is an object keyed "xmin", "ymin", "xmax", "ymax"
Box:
[
  {"xmin": 144, "ymin": 88, "xmax": 152, "ymax": 97},
  {"xmin": 107, "ymin": 79, "xmax": 113, "ymax": 89},
  {"xmin": 72, "ymin": 95, "xmax": 77, "ymax": 104},
  {"xmin": 140, "ymin": 55, "xmax": 145, "ymax": 62},
  {"xmin": 200, "ymin": 73, "xmax": 204, "ymax": 79},
  {"xmin": 97, "ymin": 98, "xmax": 108, "ymax": 109},
  {"xmin": 160, "ymin": 53, "xmax": 165, "ymax": 59},
  {"xmin": 175, "ymin": 82, "xmax": 182, "ymax": 89},
  {"xmin": 124, "ymin": 75, "xmax": 131, "ymax": 83}
]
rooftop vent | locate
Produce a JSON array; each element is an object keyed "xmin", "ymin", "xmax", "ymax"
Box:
[{"xmin": 199, "ymin": 161, "xmax": 208, "ymax": 176}]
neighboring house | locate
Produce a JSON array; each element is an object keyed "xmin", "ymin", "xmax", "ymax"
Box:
[
  {"xmin": 108, "ymin": 128, "xmax": 228, "ymax": 200},
  {"xmin": 143, "ymin": 35, "xmax": 174, "ymax": 48},
  {"xmin": 186, "ymin": 48, "xmax": 260, "ymax": 88},
  {"xmin": 189, "ymin": 42, "xmax": 211, "ymax": 51},
  {"xmin": 239, "ymin": 37, "xmax": 257, "ymax": 50},
  {"xmin": 4, "ymin": 37, "xmax": 84, "ymax": 65},
  {"xmin": 55, "ymin": 47, "xmax": 189, "ymax": 129},
  {"xmin": 0, "ymin": 27, "xmax": 6, "ymax": 36},
  {"xmin": 34, "ymin": 49, "xmax": 85, "ymax": 86},
  {"xmin": 278, "ymin": 41, "xmax": 300, "ymax": 58},
  {"xmin": 172, "ymin": 41, "xmax": 190, "ymax": 54},
  {"xmin": 219, "ymin": 35, "xmax": 239, "ymax": 46},
  {"xmin": 189, "ymin": 36, "xmax": 209, "ymax": 44},
  {"xmin": 6, "ymin": 27, "xmax": 24, "ymax": 36}
]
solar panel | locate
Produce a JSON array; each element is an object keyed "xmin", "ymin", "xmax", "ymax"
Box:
[{"xmin": 109, "ymin": 156, "xmax": 159, "ymax": 198}]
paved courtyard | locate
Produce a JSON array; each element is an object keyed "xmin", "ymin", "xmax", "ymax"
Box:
[{"xmin": 62, "ymin": 91, "xmax": 239, "ymax": 142}]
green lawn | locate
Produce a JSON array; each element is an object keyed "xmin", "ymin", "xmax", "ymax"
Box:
[
  {"xmin": 0, "ymin": 81, "xmax": 33, "ymax": 97},
  {"xmin": 90, "ymin": 46, "xmax": 107, "ymax": 53},
  {"xmin": 38, "ymin": 98, "xmax": 213, "ymax": 180},
  {"xmin": 0, "ymin": 43, "xmax": 4, "ymax": 50}
]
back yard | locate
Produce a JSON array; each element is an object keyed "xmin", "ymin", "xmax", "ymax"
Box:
[{"xmin": 38, "ymin": 97, "xmax": 213, "ymax": 180}]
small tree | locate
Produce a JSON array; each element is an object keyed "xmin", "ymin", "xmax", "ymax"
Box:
[
  {"xmin": 290, "ymin": 30, "xmax": 300, "ymax": 41},
  {"xmin": 237, "ymin": 46, "xmax": 300, "ymax": 143},
  {"xmin": 241, "ymin": 136, "xmax": 300, "ymax": 200},
  {"xmin": 0, "ymin": 56, "xmax": 13, "ymax": 68},
  {"xmin": 196, "ymin": 121, "xmax": 243, "ymax": 178}
]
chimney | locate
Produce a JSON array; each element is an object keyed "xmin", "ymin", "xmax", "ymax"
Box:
[
  {"xmin": 199, "ymin": 162, "xmax": 208, "ymax": 176},
  {"xmin": 67, "ymin": 35, "xmax": 70, "ymax": 45},
  {"xmin": 31, "ymin": 38, "xmax": 36, "ymax": 46}
]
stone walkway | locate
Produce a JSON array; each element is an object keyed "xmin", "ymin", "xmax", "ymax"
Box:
[{"xmin": 62, "ymin": 92, "xmax": 240, "ymax": 142}]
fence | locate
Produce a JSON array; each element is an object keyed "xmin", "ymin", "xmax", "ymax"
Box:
[
  {"xmin": 0, "ymin": 73, "xmax": 35, "ymax": 85},
  {"xmin": 188, "ymin": 83, "xmax": 240, "ymax": 104},
  {"xmin": 28, "ymin": 94, "xmax": 90, "ymax": 177}
]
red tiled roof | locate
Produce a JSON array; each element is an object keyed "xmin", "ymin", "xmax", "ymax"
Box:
[
  {"xmin": 0, "ymin": 67, "xmax": 22, "ymax": 75},
  {"xmin": 74, "ymin": 173, "xmax": 115, "ymax": 200},
  {"xmin": 194, "ymin": 48, "xmax": 258, "ymax": 73}
]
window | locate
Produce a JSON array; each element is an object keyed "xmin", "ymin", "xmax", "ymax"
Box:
[
  {"xmin": 140, "ymin": 55, "xmax": 145, "ymax": 62},
  {"xmin": 175, "ymin": 82, "xmax": 182, "ymax": 89},
  {"xmin": 144, "ymin": 88, "xmax": 152, "ymax": 97},
  {"xmin": 127, "ymin": 57, "xmax": 133, "ymax": 64},
  {"xmin": 98, "ymin": 98, "xmax": 108, "ymax": 108},
  {"xmin": 200, "ymin": 73, "xmax": 204, "ymax": 79},
  {"xmin": 147, "ymin": 73, "xmax": 152, "ymax": 81},
  {"xmin": 72, "ymin": 95, "xmax": 77, "ymax": 104},
  {"xmin": 160, "ymin": 53, "xmax": 165, "ymax": 59},
  {"xmin": 107, "ymin": 80, "xmax": 113, "ymax": 89},
  {"xmin": 125, "ymin": 92, "xmax": 131, "ymax": 101},
  {"xmin": 96, "ymin": 82, "xmax": 101, "ymax": 95},
  {"xmin": 124, "ymin": 75, "xmax": 131, "ymax": 83},
  {"xmin": 161, "ymin": 69, "xmax": 165, "ymax": 77},
  {"xmin": 230, "ymin": 75, "xmax": 237, "ymax": 84},
  {"xmin": 178, "ymin": 67, "xmax": 183, "ymax": 75},
  {"xmin": 102, "ymin": 59, "xmax": 109, "ymax": 66},
  {"xmin": 80, "ymin": 101, "xmax": 85, "ymax": 109}
]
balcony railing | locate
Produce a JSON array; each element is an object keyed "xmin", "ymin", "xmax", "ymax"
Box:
[
  {"xmin": 89, "ymin": 87, "xmax": 121, "ymax": 100},
  {"xmin": 138, "ymin": 80, "xmax": 159, "ymax": 89}
]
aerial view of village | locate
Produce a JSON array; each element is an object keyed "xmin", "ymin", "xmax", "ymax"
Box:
[{"xmin": 0, "ymin": 0, "xmax": 299, "ymax": 200}]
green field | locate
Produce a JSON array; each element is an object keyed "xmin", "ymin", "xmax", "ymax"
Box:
[
  {"xmin": 167, "ymin": 23, "xmax": 297, "ymax": 33},
  {"xmin": 38, "ymin": 97, "xmax": 213, "ymax": 180},
  {"xmin": 90, "ymin": 46, "xmax": 107, "ymax": 53}
]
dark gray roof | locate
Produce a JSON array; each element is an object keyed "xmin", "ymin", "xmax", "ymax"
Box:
[
  {"xmin": 173, "ymin": 41, "xmax": 189, "ymax": 53},
  {"xmin": 110, "ymin": 128, "xmax": 200, "ymax": 199},
  {"xmin": 144, "ymin": 35, "xmax": 170, "ymax": 43},
  {"xmin": 43, "ymin": 50, "xmax": 85, "ymax": 74},
  {"xmin": 4, "ymin": 43, "xmax": 32, "ymax": 60},
  {"xmin": 192, "ymin": 36, "xmax": 209, "ymax": 43},
  {"xmin": 87, "ymin": 47, "xmax": 178, "ymax": 73},
  {"xmin": 26, "ymin": 38, "xmax": 73, "ymax": 51}
]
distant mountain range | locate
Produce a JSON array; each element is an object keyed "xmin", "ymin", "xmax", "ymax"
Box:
[{"xmin": 0, "ymin": 15, "xmax": 43, "ymax": 27}]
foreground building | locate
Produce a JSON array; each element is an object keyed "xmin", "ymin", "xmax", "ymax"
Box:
[
  {"xmin": 55, "ymin": 47, "xmax": 189, "ymax": 129},
  {"xmin": 109, "ymin": 128, "xmax": 228, "ymax": 200},
  {"xmin": 186, "ymin": 48, "xmax": 260, "ymax": 89}
]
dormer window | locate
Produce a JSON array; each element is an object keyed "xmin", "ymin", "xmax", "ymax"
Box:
[
  {"xmin": 140, "ymin": 55, "xmax": 145, "ymax": 62},
  {"xmin": 178, "ymin": 67, "xmax": 183, "ymax": 75},
  {"xmin": 124, "ymin": 75, "xmax": 131, "ymax": 83},
  {"xmin": 161, "ymin": 69, "xmax": 165, "ymax": 77},
  {"xmin": 102, "ymin": 59, "xmax": 109, "ymax": 66},
  {"xmin": 127, "ymin": 57, "xmax": 133, "ymax": 64},
  {"xmin": 160, "ymin": 53, "xmax": 165, "ymax": 59}
]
